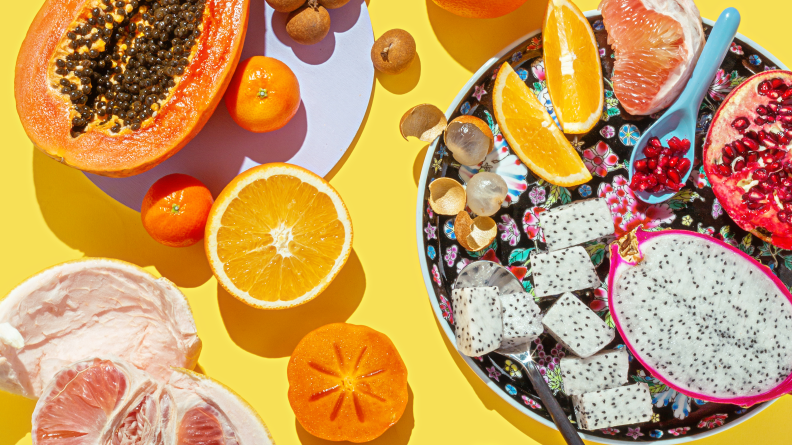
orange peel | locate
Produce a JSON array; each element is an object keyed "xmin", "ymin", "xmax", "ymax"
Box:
[
  {"xmin": 428, "ymin": 178, "xmax": 467, "ymax": 215},
  {"xmin": 455, "ymin": 211, "xmax": 497, "ymax": 252},
  {"xmin": 400, "ymin": 104, "xmax": 447, "ymax": 142}
]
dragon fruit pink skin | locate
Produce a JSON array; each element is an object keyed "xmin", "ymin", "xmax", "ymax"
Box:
[{"xmin": 608, "ymin": 229, "xmax": 792, "ymax": 406}]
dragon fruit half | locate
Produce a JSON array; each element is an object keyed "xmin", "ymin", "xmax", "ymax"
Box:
[
  {"xmin": 609, "ymin": 229, "xmax": 792, "ymax": 405},
  {"xmin": 561, "ymin": 349, "xmax": 629, "ymax": 396},
  {"xmin": 531, "ymin": 246, "xmax": 600, "ymax": 297},
  {"xmin": 572, "ymin": 383, "xmax": 653, "ymax": 430},
  {"xmin": 452, "ymin": 287, "xmax": 503, "ymax": 356}
]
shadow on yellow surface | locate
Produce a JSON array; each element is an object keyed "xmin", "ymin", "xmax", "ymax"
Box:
[
  {"xmin": 217, "ymin": 250, "xmax": 366, "ymax": 358},
  {"xmin": 412, "ymin": 145, "xmax": 431, "ymax": 187},
  {"xmin": 376, "ymin": 53, "xmax": 422, "ymax": 95},
  {"xmin": 0, "ymin": 392, "xmax": 35, "ymax": 445},
  {"xmin": 295, "ymin": 386, "xmax": 414, "ymax": 445},
  {"xmin": 32, "ymin": 149, "xmax": 213, "ymax": 288},
  {"xmin": 435, "ymin": 318, "xmax": 569, "ymax": 445},
  {"xmin": 426, "ymin": 0, "xmax": 547, "ymax": 72}
]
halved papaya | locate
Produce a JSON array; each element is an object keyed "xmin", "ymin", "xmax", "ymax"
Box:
[{"xmin": 15, "ymin": 0, "xmax": 249, "ymax": 177}]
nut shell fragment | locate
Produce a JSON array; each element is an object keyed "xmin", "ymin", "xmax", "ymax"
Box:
[
  {"xmin": 400, "ymin": 104, "xmax": 447, "ymax": 142},
  {"xmin": 455, "ymin": 212, "xmax": 497, "ymax": 252},
  {"xmin": 429, "ymin": 178, "xmax": 466, "ymax": 215},
  {"xmin": 444, "ymin": 116, "xmax": 494, "ymax": 166}
]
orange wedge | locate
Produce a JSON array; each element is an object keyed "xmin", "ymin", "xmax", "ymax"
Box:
[
  {"xmin": 493, "ymin": 62, "xmax": 592, "ymax": 186},
  {"xmin": 205, "ymin": 163, "xmax": 353, "ymax": 309},
  {"xmin": 543, "ymin": 0, "xmax": 604, "ymax": 133}
]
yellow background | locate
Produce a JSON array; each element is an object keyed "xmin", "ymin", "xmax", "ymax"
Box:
[{"xmin": 2, "ymin": 0, "xmax": 791, "ymax": 443}]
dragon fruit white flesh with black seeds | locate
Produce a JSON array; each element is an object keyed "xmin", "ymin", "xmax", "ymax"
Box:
[
  {"xmin": 572, "ymin": 383, "xmax": 653, "ymax": 430},
  {"xmin": 538, "ymin": 198, "xmax": 614, "ymax": 252},
  {"xmin": 561, "ymin": 349, "xmax": 629, "ymax": 396},
  {"xmin": 452, "ymin": 287, "xmax": 503, "ymax": 356},
  {"xmin": 542, "ymin": 293, "xmax": 614, "ymax": 358},
  {"xmin": 454, "ymin": 261, "xmax": 524, "ymax": 295},
  {"xmin": 531, "ymin": 246, "xmax": 600, "ymax": 298},
  {"xmin": 498, "ymin": 292, "xmax": 543, "ymax": 351},
  {"xmin": 609, "ymin": 229, "xmax": 792, "ymax": 405}
]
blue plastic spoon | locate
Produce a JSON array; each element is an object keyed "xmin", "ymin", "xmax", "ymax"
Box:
[{"xmin": 629, "ymin": 8, "xmax": 741, "ymax": 204}]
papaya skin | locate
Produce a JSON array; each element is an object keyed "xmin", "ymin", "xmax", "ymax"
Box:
[{"xmin": 15, "ymin": 0, "xmax": 249, "ymax": 177}]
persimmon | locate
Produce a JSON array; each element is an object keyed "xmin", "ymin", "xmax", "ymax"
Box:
[
  {"xmin": 225, "ymin": 56, "xmax": 301, "ymax": 133},
  {"xmin": 288, "ymin": 323, "xmax": 408, "ymax": 442},
  {"xmin": 141, "ymin": 174, "xmax": 214, "ymax": 247}
]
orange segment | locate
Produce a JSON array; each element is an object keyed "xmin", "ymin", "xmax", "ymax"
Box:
[
  {"xmin": 543, "ymin": 0, "xmax": 604, "ymax": 134},
  {"xmin": 287, "ymin": 323, "xmax": 409, "ymax": 443},
  {"xmin": 493, "ymin": 62, "xmax": 592, "ymax": 186},
  {"xmin": 205, "ymin": 163, "xmax": 353, "ymax": 309}
]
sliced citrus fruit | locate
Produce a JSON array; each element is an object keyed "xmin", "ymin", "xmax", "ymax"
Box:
[
  {"xmin": 205, "ymin": 163, "xmax": 353, "ymax": 309},
  {"xmin": 493, "ymin": 62, "xmax": 592, "ymax": 186},
  {"xmin": 599, "ymin": 0, "xmax": 704, "ymax": 115},
  {"xmin": 543, "ymin": 0, "xmax": 604, "ymax": 134},
  {"xmin": 288, "ymin": 323, "xmax": 409, "ymax": 443}
]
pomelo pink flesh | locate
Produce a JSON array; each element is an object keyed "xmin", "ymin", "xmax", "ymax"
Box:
[{"xmin": 608, "ymin": 228, "xmax": 792, "ymax": 406}]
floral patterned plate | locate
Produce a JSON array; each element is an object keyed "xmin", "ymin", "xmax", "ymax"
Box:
[{"xmin": 416, "ymin": 13, "xmax": 790, "ymax": 444}]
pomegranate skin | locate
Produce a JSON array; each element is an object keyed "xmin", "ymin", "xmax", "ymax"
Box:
[{"xmin": 704, "ymin": 70, "xmax": 792, "ymax": 249}]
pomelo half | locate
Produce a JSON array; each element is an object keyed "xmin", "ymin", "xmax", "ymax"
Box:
[{"xmin": 0, "ymin": 258, "xmax": 201, "ymax": 398}]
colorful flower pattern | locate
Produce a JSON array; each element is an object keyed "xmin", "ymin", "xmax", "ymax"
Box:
[
  {"xmin": 497, "ymin": 215, "xmax": 521, "ymax": 247},
  {"xmin": 618, "ymin": 124, "xmax": 641, "ymax": 146},
  {"xmin": 583, "ymin": 141, "xmax": 620, "ymax": 177}
]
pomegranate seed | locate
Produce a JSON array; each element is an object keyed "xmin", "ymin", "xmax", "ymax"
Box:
[
  {"xmin": 759, "ymin": 180, "xmax": 774, "ymax": 193},
  {"xmin": 784, "ymin": 89, "xmax": 792, "ymax": 100},
  {"xmin": 742, "ymin": 137, "xmax": 759, "ymax": 151},
  {"xmin": 667, "ymin": 168, "xmax": 681, "ymax": 183},
  {"xmin": 661, "ymin": 148, "xmax": 673, "ymax": 156},
  {"xmin": 746, "ymin": 201, "xmax": 767, "ymax": 211},
  {"xmin": 756, "ymin": 117, "xmax": 767, "ymax": 126},
  {"xmin": 754, "ymin": 168, "xmax": 769, "ymax": 181},
  {"xmin": 748, "ymin": 152, "xmax": 759, "ymax": 163},
  {"xmin": 769, "ymin": 103, "xmax": 780, "ymax": 113},
  {"xmin": 772, "ymin": 78, "xmax": 786, "ymax": 89},
  {"xmin": 759, "ymin": 81, "xmax": 772, "ymax": 95},
  {"xmin": 782, "ymin": 177, "xmax": 792, "ymax": 188},
  {"xmin": 655, "ymin": 171, "xmax": 668, "ymax": 186},
  {"xmin": 767, "ymin": 115, "xmax": 777, "ymax": 124},
  {"xmin": 648, "ymin": 158, "xmax": 658, "ymax": 171},
  {"xmin": 648, "ymin": 137, "xmax": 663, "ymax": 148},
  {"xmin": 733, "ymin": 140, "xmax": 747, "ymax": 154},
  {"xmin": 779, "ymin": 105, "xmax": 792, "ymax": 115},
  {"xmin": 658, "ymin": 155, "xmax": 669, "ymax": 168},
  {"xmin": 717, "ymin": 164, "xmax": 732, "ymax": 176},
  {"xmin": 757, "ymin": 105, "xmax": 769, "ymax": 116},
  {"xmin": 668, "ymin": 157, "xmax": 679, "ymax": 168},
  {"xmin": 773, "ymin": 149, "xmax": 787, "ymax": 160},
  {"xmin": 646, "ymin": 175, "xmax": 658, "ymax": 187},
  {"xmin": 723, "ymin": 145, "xmax": 736, "ymax": 159},
  {"xmin": 771, "ymin": 172, "xmax": 782, "ymax": 184},
  {"xmin": 732, "ymin": 117, "xmax": 750, "ymax": 131},
  {"xmin": 734, "ymin": 159, "xmax": 746, "ymax": 172},
  {"xmin": 769, "ymin": 91, "xmax": 782, "ymax": 100},
  {"xmin": 746, "ymin": 190, "xmax": 765, "ymax": 201},
  {"xmin": 778, "ymin": 116, "xmax": 792, "ymax": 126},
  {"xmin": 770, "ymin": 161, "xmax": 783, "ymax": 172},
  {"xmin": 723, "ymin": 152, "xmax": 734, "ymax": 165},
  {"xmin": 785, "ymin": 203, "xmax": 792, "ymax": 212},
  {"xmin": 762, "ymin": 139, "xmax": 779, "ymax": 150},
  {"xmin": 762, "ymin": 130, "xmax": 778, "ymax": 142},
  {"xmin": 785, "ymin": 163, "xmax": 792, "ymax": 174},
  {"xmin": 677, "ymin": 158, "xmax": 691, "ymax": 175},
  {"xmin": 634, "ymin": 158, "xmax": 649, "ymax": 173},
  {"xmin": 777, "ymin": 211, "xmax": 790, "ymax": 223},
  {"xmin": 779, "ymin": 135, "xmax": 791, "ymax": 145},
  {"xmin": 762, "ymin": 153, "xmax": 775, "ymax": 164},
  {"xmin": 643, "ymin": 145, "xmax": 661, "ymax": 158}
]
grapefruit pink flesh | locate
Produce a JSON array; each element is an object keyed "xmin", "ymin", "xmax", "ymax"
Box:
[
  {"xmin": 178, "ymin": 404, "xmax": 240, "ymax": 445},
  {"xmin": 599, "ymin": 0, "xmax": 704, "ymax": 115}
]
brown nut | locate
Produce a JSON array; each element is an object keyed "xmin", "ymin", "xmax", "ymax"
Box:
[
  {"xmin": 266, "ymin": 0, "xmax": 305, "ymax": 13},
  {"xmin": 286, "ymin": 1, "xmax": 331, "ymax": 45},
  {"xmin": 371, "ymin": 29, "xmax": 416, "ymax": 75}
]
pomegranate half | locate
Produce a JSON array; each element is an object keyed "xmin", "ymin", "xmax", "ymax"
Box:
[{"xmin": 703, "ymin": 70, "xmax": 792, "ymax": 249}]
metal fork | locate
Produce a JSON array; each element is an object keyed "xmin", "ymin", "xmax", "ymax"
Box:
[{"xmin": 495, "ymin": 345, "xmax": 584, "ymax": 445}]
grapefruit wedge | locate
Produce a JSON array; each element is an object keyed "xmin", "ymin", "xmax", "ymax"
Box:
[
  {"xmin": 599, "ymin": 0, "xmax": 704, "ymax": 115},
  {"xmin": 31, "ymin": 358, "xmax": 274, "ymax": 445}
]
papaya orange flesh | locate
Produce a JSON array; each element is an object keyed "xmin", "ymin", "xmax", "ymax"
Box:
[{"xmin": 15, "ymin": 0, "xmax": 249, "ymax": 177}]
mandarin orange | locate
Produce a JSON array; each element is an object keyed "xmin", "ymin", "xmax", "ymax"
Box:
[
  {"xmin": 288, "ymin": 323, "xmax": 408, "ymax": 443},
  {"xmin": 225, "ymin": 56, "xmax": 301, "ymax": 133},
  {"xmin": 141, "ymin": 174, "xmax": 214, "ymax": 247},
  {"xmin": 431, "ymin": 0, "xmax": 527, "ymax": 18}
]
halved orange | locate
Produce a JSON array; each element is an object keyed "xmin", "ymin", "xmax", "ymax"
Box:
[
  {"xmin": 205, "ymin": 163, "xmax": 353, "ymax": 309},
  {"xmin": 493, "ymin": 62, "xmax": 592, "ymax": 186},
  {"xmin": 287, "ymin": 323, "xmax": 409, "ymax": 443},
  {"xmin": 543, "ymin": 0, "xmax": 604, "ymax": 134}
]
